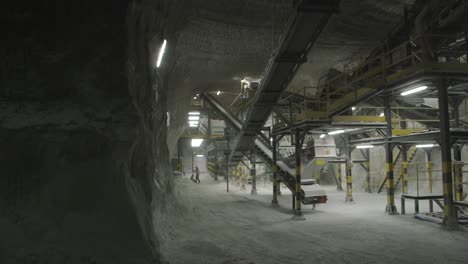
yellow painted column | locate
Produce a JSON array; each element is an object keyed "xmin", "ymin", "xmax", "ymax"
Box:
[
  {"xmin": 345, "ymin": 161, "xmax": 354, "ymax": 202},
  {"xmin": 402, "ymin": 162, "xmax": 409, "ymax": 194}
]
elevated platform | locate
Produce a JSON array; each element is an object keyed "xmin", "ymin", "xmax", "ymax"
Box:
[{"xmin": 401, "ymin": 193, "xmax": 443, "ymax": 215}]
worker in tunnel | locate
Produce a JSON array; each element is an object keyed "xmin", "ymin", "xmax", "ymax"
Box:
[{"xmin": 195, "ymin": 166, "xmax": 201, "ymax": 183}]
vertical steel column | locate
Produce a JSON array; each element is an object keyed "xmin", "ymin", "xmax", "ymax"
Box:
[
  {"xmin": 272, "ymin": 135, "xmax": 278, "ymax": 205},
  {"xmin": 401, "ymin": 145, "xmax": 409, "ymax": 194},
  {"xmin": 177, "ymin": 138, "xmax": 182, "ymax": 172},
  {"xmin": 366, "ymin": 149, "xmax": 371, "ymax": 193},
  {"xmin": 337, "ymin": 163, "xmax": 343, "ymax": 191},
  {"xmin": 225, "ymin": 152, "xmax": 229, "ymax": 192},
  {"xmin": 384, "ymin": 96, "xmax": 398, "ymax": 214},
  {"xmin": 345, "ymin": 160, "xmax": 354, "ymax": 202},
  {"xmin": 250, "ymin": 148, "xmax": 257, "ymax": 195},
  {"xmin": 453, "ymin": 153, "xmax": 463, "ymax": 201},
  {"xmin": 293, "ymin": 128, "xmax": 305, "ymax": 220},
  {"xmin": 452, "ymin": 98, "xmax": 463, "ymax": 201},
  {"xmin": 437, "ymin": 79, "xmax": 457, "ymax": 228},
  {"xmin": 427, "ymin": 150, "xmax": 434, "ymax": 212}
]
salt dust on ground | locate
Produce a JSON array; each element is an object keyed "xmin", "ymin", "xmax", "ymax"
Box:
[{"xmin": 162, "ymin": 173, "xmax": 468, "ymax": 264}]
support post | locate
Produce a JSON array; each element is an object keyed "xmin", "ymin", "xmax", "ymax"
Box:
[
  {"xmin": 250, "ymin": 148, "xmax": 257, "ymax": 195},
  {"xmin": 451, "ymin": 97, "xmax": 464, "ymax": 201},
  {"xmin": 437, "ymin": 79, "xmax": 458, "ymax": 228},
  {"xmin": 402, "ymin": 145, "xmax": 409, "ymax": 194},
  {"xmin": 384, "ymin": 96, "xmax": 398, "ymax": 214},
  {"xmin": 453, "ymin": 154, "xmax": 463, "ymax": 201},
  {"xmin": 177, "ymin": 138, "xmax": 182, "ymax": 173},
  {"xmin": 427, "ymin": 150, "xmax": 434, "ymax": 212},
  {"xmin": 225, "ymin": 152, "xmax": 229, "ymax": 193},
  {"xmin": 292, "ymin": 128, "xmax": 305, "ymax": 220},
  {"xmin": 272, "ymin": 135, "xmax": 278, "ymax": 205},
  {"xmin": 337, "ymin": 163, "xmax": 343, "ymax": 191},
  {"xmin": 365, "ymin": 149, "xmax": 372, "ymax": 193},
  {"xmin": 345, "ymin": 160, "xmax": 354, "ymax": 202}
]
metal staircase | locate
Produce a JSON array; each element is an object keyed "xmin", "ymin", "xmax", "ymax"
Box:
[
  {"xmin": 395, "ymin": 146, "xmax": 418, "ymax": 189},
  {"xmin": 377, "ymin": 146, "xmax": 418, "ymax": 193}
]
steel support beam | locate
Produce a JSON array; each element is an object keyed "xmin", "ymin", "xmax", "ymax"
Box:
[
  {"xmin": 384, "ymin": 96, "xmax": 398, "ymax": 214},
  {"xmin": 345, "ymin": 137, "xmax": 354, "ymax": 202},
  {"xmin": 401, "ymin": 145, "xmax": 409, "ymax": 194},
  {"xmin": 337, "ymin": 162, "xmax": 343, "ymax": 191},
  {"xmin": 437, "ymin": 79, "xmax": 458, "ymax": 228},
  {"xmin": 292, "ymin": 128, "xmax": 305, "ymax": 220},
  {"xmin": 250, "ymin": 148, "xmax": 257, "ymax": 195},
  {"xmin": 451, "ymin": 97, "xmax": 464, "ymax": 201},
  {"xmin": 365, "ymin": 149, "xmax": 372, "ymax": 193},
  {"xmin": 426, "ymin": 149, "xmax": 434, "ymax": 212},
  {"xmin": 345, "ymin": 159, "xmax": 354, "ymax": 202},
  {"xmin": 272, "ymin": 134, "xmax": 279, "ymax": 205}
]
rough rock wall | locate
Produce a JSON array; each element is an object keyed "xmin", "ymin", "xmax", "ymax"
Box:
[{"xmin": 0, "ymin": 1, "xmax": 177, "ymax": 263}]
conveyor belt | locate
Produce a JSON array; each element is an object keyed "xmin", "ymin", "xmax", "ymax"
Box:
[
  {"xmin": 203, "ymin": 93, "xmax": 327, "ymax": 204},
  {"xmin": 228, "ymin": 0, "xmax": 339, "ymax": 163}
]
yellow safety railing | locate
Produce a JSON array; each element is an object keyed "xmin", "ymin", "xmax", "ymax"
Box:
[{"xmin": 291, "ymin": 34, "xmax": 468, "ymax": 118}]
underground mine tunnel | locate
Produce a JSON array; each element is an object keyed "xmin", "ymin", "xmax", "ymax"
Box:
[{"xmin": 1, "ymin": 0, "xmax": 468, "ymax": 263}]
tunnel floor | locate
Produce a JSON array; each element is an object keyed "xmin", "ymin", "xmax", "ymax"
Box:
[{"xmin": 162, "ymin": 174, "xmax": 468, "ymax": 264}]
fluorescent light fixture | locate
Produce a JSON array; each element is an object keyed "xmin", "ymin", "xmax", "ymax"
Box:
[
  {"xmin": 416, "ymin": 144, "xmax": 435, "ymax": 148},
  {"xmin": 156, "ymin": 39, "xmax": 167, "ymax": 68},
  {"xmin": 188, "ymin": 121, "xmax": 199, "ymax": 125},
  {"xmin": 191, "ymin": 139, "xmax": 203, "ymax": 147},
  {"xmin": 351, "ymin": 107, "xmax": 356, "ymax": 111},
  {"xmin": 401, "ymin": 85, "xmax": 428, "ymax": 96},
  {"xmin": 189, "ymin": 124, "xmax": 198, "ymax": 127},
  {"xmin": 320, "ymin": 134, "xmax": 326, "ymax": 138},
  {"xmin": 217, "ymin": 90, "xmax": 221, "ymax": 95},
  {"xmin": 356, "ymin": 145, "xmax": 374, "ymax": 149},
  {"xmin": 196, "ymin": 154, "xmax": 204, "ymax": 157},
  {"xmin": 328, "ymin": 130, "xmax": 345, "ymax": 135},
  {"xmin": 379, "ymin": 112, "xmax": 385, "ymax": 117},
  {"xmin": 188, "ymin": 116, "xmax": 199, "ymax": 121},
  {"xmin": 189, "ymin": 111, "xmax": 200, "ymax": 115}
]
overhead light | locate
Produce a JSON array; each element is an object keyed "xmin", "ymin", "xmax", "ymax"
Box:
[
  {"xmin": 193, "ymin": 96, "xmax": 197, "ymax": 100},
  {"xmin": 217, "ymin": 90, "xmax": 221, "ymax": 95},
  {"xmin": 351, "ymin": 107, "xmax": 356, "ymax": 111},
  {"xmin": 188, "ymin": 121, "xmax": 199, "ymax": 125},
  {"xmin": 416, "ymin": 144, "xmax": 435, "ymax": 148},
  {"xmin": 319, "ymin": 134, "xmax": 326, "ymax": 138},
  {"xmin": 379, "ymin": 112, "xmax": 385, "ymax": 117},
  {"xmin": 241, "ymin": 78, "xmax": 251, "ymax": 88},
  {"xmin": 191, "ymin": 139, "xmax": 204, "ymax": 147},
  {"xmin": 156, "ymin": 39, "xmax": 167, "ymax": 68},
  {"xmin": 189, "ymin": 124, "xmax": 198, "ymax": 127},
  {"xmin": 189, "ymin": 111, "xmax": 200, "ymax": 115},
  {"xmin": 196, "ymin": 154, "xmax": 204, "ymax": 157},
  {"xmin": 356, "ymin": 145, "xmax": 374, "ymax": 149},
  {"xmin": 328, "ymin": 130, "xmax": 345, "ymax": 135},
  {"xmin": 401, "ymin": 85, "xmax": 428, "ymax": 96},
  {"xmin": 188, "ymin": 116, "xmax": 200, "ymax": 121}
]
